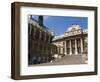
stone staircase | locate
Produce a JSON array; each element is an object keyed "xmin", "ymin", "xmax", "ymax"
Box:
[{"xmin": 52, "ymin": 55, "xmax": 85, "ymax": 65}]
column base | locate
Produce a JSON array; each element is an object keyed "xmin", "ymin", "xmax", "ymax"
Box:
[
  {"xmin": 75, "ymin": 51, "xmax": 78, "ymax": 55},
  {"xmin": 69, "ymin": 52, "xmax": 72, "ymax": 55},
  {"xmin": 64, "ymin": 52, "xmax": 67, "ymax": 55}
]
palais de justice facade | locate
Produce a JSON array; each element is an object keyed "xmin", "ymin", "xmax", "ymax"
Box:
[{"xmin": 52, "ymin": 25, "xmax": 87, "ymax": 57}]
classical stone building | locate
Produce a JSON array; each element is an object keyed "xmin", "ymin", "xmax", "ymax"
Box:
[
  {"xmin": 28, "ymin": 16, "xmax": 54, "ymax": 65},
  {"xmin": 52, "ymin": 25, "xmax": 88, "ymax": 57},
  {"xmin": 28, "ymin": 15, "xmax": 88, "ymax": 65}
]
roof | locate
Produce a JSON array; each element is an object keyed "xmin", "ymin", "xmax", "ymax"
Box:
[
  {"xmin": 53, "ymin": 25, "xmax": 88, "ymax": 41},
  {"xmin": 28, "ymin": 18, "xmax": 53, "ymax": 35},
  {"xmin": 52, "ymin": 34, "xmax": 65, "ymax": 41},
  {"xmin": 66, "ymin": 24, "xmax": 81, "ymax": 32}
]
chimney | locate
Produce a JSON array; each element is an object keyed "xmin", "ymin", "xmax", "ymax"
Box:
[
  {"xmin": 30, "ymin": 15, "xmax": 32, "ymax": 19},
  {"xmin": 38, "ymin": 16, "xmax": 43, "ymax": 26}
]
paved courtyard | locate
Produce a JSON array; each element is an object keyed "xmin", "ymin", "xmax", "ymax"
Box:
[{"xmin": 29, "ymin": 54, "xmax": 87, "ymax": 66}]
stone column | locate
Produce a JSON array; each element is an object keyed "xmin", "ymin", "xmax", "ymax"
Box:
[
  {"xmin": 60, "ymin": 42, "xmax": 63, "ymax": 54},
  {"xmin": 70, "ymin": 40, "xmax": 72, "ymax": 55},
  {"xmin": 64, "ymin": 41, "xmax": 67, "ymax": 55},
  {"xmin": 48, "ymin": 35, "xmax": 50, "ymax": 43},
  {"xmin": 61, "ymin": 47, "xmax": 63, "ymax": 54},
  {"xmin": 44, "ymin": 32, "xmax": 46, "ymax": 42},
  {"xmin": 81, "ymin": 38, "xmax": 84, "ymax": 53},
  {"xmin": 39, "ymin": 31, "xmax": 41, "ymax": 40},
  {"xmin": 75, "ymin": 39, "xmax": 78, "ymax": 55},
  {"xmin": 33, "ymin": 28, "xmax": 36, "ymax": 37}
]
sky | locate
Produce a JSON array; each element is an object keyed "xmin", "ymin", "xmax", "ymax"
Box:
[{"xmin": 31, "ymin": 15, "xmax": 88, "ymax": 36}]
